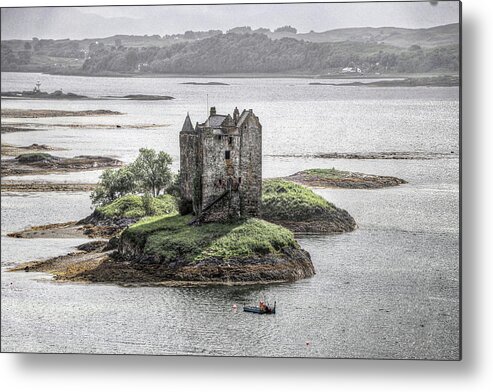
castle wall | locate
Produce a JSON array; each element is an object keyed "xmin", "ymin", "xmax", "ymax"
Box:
[
  {"xmin": 239, "ymin": 114, "xmax": 262, "ymax": 217},
  {"xmin": 199, "ymin": 129, "xmax": 241, "ymax": 222}
]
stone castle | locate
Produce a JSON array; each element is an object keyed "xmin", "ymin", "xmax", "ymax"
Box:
[{"xmin": 179, "ymin": 107, "xmax": 262, "ymax": 223}]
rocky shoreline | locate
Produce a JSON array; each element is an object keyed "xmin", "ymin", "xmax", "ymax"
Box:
[
  {"xmin": 265, "ymin": 208, "xmax": 356, "ymax": 233},
  {"xmin": 7, "ymin": 212, "xmax": 137, "ymax": 240},
  {"xmin": 10, "ymin": 243, "xmax": 314, "ymax": 286},
  {"xmin": 10, "ymin": 215, "xmax": 316, "ymax": 286}
]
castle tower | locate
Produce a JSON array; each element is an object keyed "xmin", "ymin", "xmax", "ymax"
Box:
[
  {"xmin": 179, "ymin": 113, "xmax": 199, "ymax": 215},
  {"xmin": 179, "ymin": 107, "xmax": 262, "ymax": 223}
]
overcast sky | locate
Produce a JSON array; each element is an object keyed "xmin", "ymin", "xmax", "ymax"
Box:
[{"xmin": 1, "ymin": 1, "xmax": 460, "ymax": 40}]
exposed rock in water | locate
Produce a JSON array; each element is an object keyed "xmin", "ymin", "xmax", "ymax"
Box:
[
  {"xmin": 1, "ymin": 109, "xmax": 122, "ymax": 118},
  {"xmin": 268, "ymin": 151, "xmax": 457, "ymax": 160},
  {"xmin": 103, "ymin": 94, "xmax": 174, "ymax": 100},
  {"xmin": 309, "ymin": 75, "xmax": 459, "ymax": 87},
  {"xmin": 282, "ymin": 168, "xmax": 407, "ymax": 189},
  {"xmin": 1, "ymin": 125, "xmax": 44, "ymax": 133},
  {"xmin": 1, "ymin": 143, "xmax": 64, "ymax": 157},
  {"xmin": 1, "ymin": 153, "xmax": 122, "ymax": 177},
  {"xmin": 1, "ymin": 181, "xmax": 96, "ymax": 193},
  {"xmin": 181, "ymin": 81, "xmax": 229, "ymax": 85}
]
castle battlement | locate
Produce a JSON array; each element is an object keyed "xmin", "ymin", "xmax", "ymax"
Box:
[{"xmin": 179, "ymin": 107, "xmax": 262, "ymax": 223}]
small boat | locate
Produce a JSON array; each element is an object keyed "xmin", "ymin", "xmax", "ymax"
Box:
[{"xmin": 243, "ymin": 301, "xmax": 276, "ymax": 314}]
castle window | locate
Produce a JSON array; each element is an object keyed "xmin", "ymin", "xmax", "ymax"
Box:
[
  {"xmin": 228, "ymin": 137, "xmax": 233, "ymax": 145},
  {"xmin": 225, "ymin": 150, "xmax": 231, "ymax": 160}
]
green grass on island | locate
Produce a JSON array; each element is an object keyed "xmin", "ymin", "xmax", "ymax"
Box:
[
  {"xmin": 297, "ymin": 168, "xmax": 347, "ymax": 179},
  {"xmin": 261, "ymin": 179, "xmax": 335, "ymax": 221},
  {"xmin": 96, "ymin": 194, "xmax": 178, "ymax": 219},
  {"xmin": 122, "ymin": 214, "xmax": 298, "ymax": 263}
]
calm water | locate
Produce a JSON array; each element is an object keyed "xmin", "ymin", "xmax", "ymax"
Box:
[{"xmin": 0, "ymin": 72, "xmax": 459, "ymax": 358}]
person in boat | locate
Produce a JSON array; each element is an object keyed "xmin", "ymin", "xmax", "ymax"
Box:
[{"xmin": 259, "ymin": 301, "xmax": 266, "ymax": 312}]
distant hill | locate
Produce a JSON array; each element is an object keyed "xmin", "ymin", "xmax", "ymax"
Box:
[
  {"xmin": 1, "ymin": 24, "xmax": 459, "ymax": 76},
  {"xmin": 87, "ymin": 23, "xmax": 460, "ymax": 49},
  {"xmin": 269, "ymin": 23, "xmax": 459, "ymax": 48}
]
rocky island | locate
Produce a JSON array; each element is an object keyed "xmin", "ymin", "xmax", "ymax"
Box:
[
  {"xmin": 282, "ymin": 168, "xmax": 407, "ymax": 189},
  {"xmin": 181, "ymin": 81, "xmax": 229, "ymax": 86},
  {"xmin": 102, "ymin": 94, "xmax": 174, "ymax": 100},
  {"xmin": 1, "ymin": 153, "xmax": 123, "ymax": 177},
  {"xmin": 1, "ymin": 142, "xmax": 63, "ymax": 157},
  {"xmin": 1, "ymin": 108, "xmax": 122, "ymax": 118},
  {"xmin": 309, "ymin": 75, "xmax": 459, "ymax": 88},
  {"xmin": 261, "ymin": 179, "xmax": 356, "ymax": 232},
  {"xmin": 2, "ymin": 85, "xmax": 175, "ymax": 101},
  {"xmin": 10, "ymin": 194, "xmax": 315, "ymax": 285},
  {"xmin": 1, "ymin": 89, "xmax": 90, "ymax": 100}
]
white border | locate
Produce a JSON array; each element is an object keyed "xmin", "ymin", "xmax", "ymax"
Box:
[{"xmin": 2, "ymin": 1, "xmax": 492, "ymax": 391}]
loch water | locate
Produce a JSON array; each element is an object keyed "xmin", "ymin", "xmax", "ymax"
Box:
[{"xmin": 1, "ymin": 72, "xmax": 459, "ymax": 358}]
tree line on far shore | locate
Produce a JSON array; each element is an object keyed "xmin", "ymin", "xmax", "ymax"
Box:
[
  {"xmin": 81, "ymin": 33, "xmax": 459, "ymax": 75},
  {"xmin": 2, "ymin": 32, "xmax": 459, "ymax": 75}
]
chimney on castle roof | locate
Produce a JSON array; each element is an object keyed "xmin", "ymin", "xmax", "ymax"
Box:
[
  {"xmin": 210, "ymin": 106, "xmax": 216, "ymax": 116},
  {"xmin": 233, "ymin": 107, "xmax": 240, "ymax": 124}
]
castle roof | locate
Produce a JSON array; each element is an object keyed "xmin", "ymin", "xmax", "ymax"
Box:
[
  {"xmin": 236, "ymin": 109, "xmax": 252, "ymax": 128},
  {"xmin": 206, "ymin": 114, "xmax": 227, "ymax": 128},
  {"xmin": 181, "ymin": 113, "xmax": 195, "ymax": 133}
]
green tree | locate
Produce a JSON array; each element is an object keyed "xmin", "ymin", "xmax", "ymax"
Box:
[
  {"xmin": 90, "ymin": 166, "xmax": 136, "ymax": 206},
  {"xmin": 130, "ymin": 148, "xmax": 173, "ymax": 197},
  {"xmin": 125, "ymin": 49, "xmax": 139, "ymax": 70}
]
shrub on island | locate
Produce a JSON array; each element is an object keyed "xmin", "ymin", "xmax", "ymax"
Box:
[{"xmin": 95, "ymin": 194, "xmax": 178, "ymax": 219}]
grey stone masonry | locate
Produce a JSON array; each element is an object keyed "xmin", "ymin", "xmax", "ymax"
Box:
[{"xmin": 179, "ymin": 107, "xmax": 262, "ymax": 222}]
